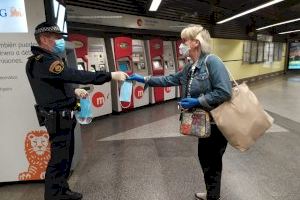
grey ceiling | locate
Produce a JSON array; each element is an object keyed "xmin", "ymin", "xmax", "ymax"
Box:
[{"xmin": 65, "ymin": 0, "xmax": 300, "ymax": 40}]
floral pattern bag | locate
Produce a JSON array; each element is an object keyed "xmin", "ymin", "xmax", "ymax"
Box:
[{"xmin": 180, "ymin": 108, "xmax": 211, "ymax": 138}]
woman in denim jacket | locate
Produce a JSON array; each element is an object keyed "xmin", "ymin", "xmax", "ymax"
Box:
[{"xmin": 128, "ymin": 25, "xmax": 232, "ymax": 200}]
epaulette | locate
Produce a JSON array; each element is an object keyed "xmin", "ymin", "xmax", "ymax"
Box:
[
  {"xmin": 34, "ymin": 54, "xmax": 43, "ymax": 61},
  {"xmin": 27, "ymin": 55, "xmax": 35, "ymax": 60}
]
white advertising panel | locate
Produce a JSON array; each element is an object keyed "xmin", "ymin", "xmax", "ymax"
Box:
[
  {"xmin": 0, "ymin": 0, "xmax": 46, "ymax": 182},
  {"xmin": 0, "ymin": 0, "xmax": 28, "ymax": 33}
]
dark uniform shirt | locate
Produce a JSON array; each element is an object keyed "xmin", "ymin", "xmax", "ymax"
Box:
[{"xmin": 26, "ymin": 46, "xmax": 112, "ymax": 110}]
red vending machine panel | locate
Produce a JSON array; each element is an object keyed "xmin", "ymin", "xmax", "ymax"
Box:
[
  {"xmin": 163, "ymin": 40, "xmax": 176, "ymax": 101},
  {"xmin": 148, "ymin": 38, "xmax": 164, "ymax": 103},
  {"xmin": 69, "ymin": 34, "xmax": 88, "ymax": 70},
  {"xmin": 113, "ymin": 37, "xmax": 134, "ymax": 110}
]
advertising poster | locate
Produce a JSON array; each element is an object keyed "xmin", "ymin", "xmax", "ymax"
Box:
[
  {"xmin": 0, "ymin": 0, "xmax": 28, "ymax": 32},
  {"xmin": 0, "ymin": 0, "xmax": 48, "ymax": 182},
  {"xmin": 288, "ymin": 42, "xmax": 300, "ymax": 70}
]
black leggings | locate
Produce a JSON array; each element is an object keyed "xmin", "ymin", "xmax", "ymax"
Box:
[{"xmin": 198, "ymin": 124, "xmax": 228, "ymax": 200}]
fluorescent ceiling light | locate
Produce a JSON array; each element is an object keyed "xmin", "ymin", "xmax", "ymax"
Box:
[
  {"xmin": 149, "ymin": 0, "xmax": 162, "ymax": 11},
  {"xmin": 217, "ymin": 0, "xmax": 284, "ymax": 24},
  {"xmin": 53, "ymin": 0, "xmax": 59, "ymax": 18},
  {"xmin": 257, "ymin": 18, "xmax": 300, "ymax": 30},
  {"xmin": 278, "ymin": 29, "xmax": 300, "ymax": 34}
]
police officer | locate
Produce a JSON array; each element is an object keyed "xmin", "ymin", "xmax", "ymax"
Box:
[{"xmin": 26, "ymin": 22, "xmax": 128, "ymax": 200}]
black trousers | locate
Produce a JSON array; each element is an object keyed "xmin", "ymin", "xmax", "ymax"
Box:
[
  {"xmin": 198, "ymin": 124, "xmax": 228, "ymax": 200},
  {"xmin": 44, "ymin": 117, "xmax": 76, "ymax": 200}
]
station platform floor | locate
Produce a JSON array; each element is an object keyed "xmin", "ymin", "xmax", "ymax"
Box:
[{"xmin": 1, "ymin": 73, "xmax": 300, "ymax": 200}]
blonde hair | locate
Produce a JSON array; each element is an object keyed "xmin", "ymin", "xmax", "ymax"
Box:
[{"xmin": 181, "ymin": 24, "xmax": 212, "ymax": 54}]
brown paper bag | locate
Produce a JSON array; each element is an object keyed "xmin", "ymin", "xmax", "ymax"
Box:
[{"xmin": 210, "ymin": 82, "xmax": 273, "ymax": 152}]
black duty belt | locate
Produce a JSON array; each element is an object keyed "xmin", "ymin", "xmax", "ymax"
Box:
[{"xmin": 41, "ymin": 109, "xmax": 74, "ymax": 119}]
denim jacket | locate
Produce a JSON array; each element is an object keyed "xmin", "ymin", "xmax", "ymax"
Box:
[{"xmin": 145, "ymin": 53, "xmax": 232, "ymax": 110}]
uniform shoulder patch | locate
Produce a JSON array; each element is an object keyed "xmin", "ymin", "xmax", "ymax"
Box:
[{"xmin": 49, "ymin": 60, "xmax": 64, "ymax": 74}]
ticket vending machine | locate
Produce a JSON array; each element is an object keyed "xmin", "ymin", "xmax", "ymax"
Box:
[
  {"xmin": 163, "ymin": 41, "xmax": 176, "ymax": 100},
  {"xmin": 69, "ymin": 34, "xmax": 93, "ymax": 114},
  {"xmin": 69, "ymin": 34, "xmax": 112, "ymax": 117},
  {"xmin": 175, "ymin": 40, "xmax": 186, "ymax": 98},
  {"xmin": 108, "ymin": 36, "xmax": 134, "ymax": 112},
  {"xmin": 132, "ymin": 39, "xmax": 150, "ymax": 108},
  {"xmin": 146, "ymin": 38, "xmax": 165, "ymax": 104},
  {"xmin": 87, "ymin": 37, "xmax": 112, "ymax": 116}
]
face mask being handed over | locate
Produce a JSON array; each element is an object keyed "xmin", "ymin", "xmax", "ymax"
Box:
[
  {"xmin": 53, "ymin": 38, "xmax": 65, "ymax": 54},
  {"xmin": 119, "ymin": 81, "xmax": 133, "ymax": 103},
  {"xmin": 179, "ymin": 43, "xmax": 190, "ymax": 57}
]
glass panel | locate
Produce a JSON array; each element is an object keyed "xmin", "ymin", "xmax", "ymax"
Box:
[
  {"xmin": 257, "ymin": 42, "xmax": 264, "ymax": 62},
  {"xmin": 250, "ymin": 41, "xmax": 257, "ymax": 63},
  {"xmin": 278, "ymin": 43, "xmax": 283, "ymax": 61},
  {"xmin": 264, "ymin": 43, "xmax": 270, "ymax": 62},
  {"xmin": 243, "ymin": 41, "xmax": 251, "ymax": 63},
  {"xmin": 268, "ymin": 43, "xmax": 274, "ymax": 62},
  {"xmin": 274, "ymin": 43, "xmax": 279, "ymax": 61}
]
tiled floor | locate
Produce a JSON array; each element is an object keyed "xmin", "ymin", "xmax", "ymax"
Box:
[{"xmin": 1, "ymin": 74, "xmax": 300, "ymax": 200}]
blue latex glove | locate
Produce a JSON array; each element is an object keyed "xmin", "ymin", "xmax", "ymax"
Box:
[
  {"xmin": 179, "ymin": 98, "xmax": 201, "ymax": 109},
  {"xmin": 127, "ymin": 73, "xmax": 145, "ymax": 83}
]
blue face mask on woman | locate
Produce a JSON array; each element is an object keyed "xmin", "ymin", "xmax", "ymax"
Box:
[
  {"xmin": 53, "ymin": 38, "xmax": 65, "ymax": 53},
  {"xmin": 179, "ymin": 43, "xmax": 190, "ymax": 57}
]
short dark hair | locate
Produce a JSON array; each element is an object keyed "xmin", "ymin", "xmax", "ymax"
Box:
[{"xmin": 35, "ymin": 33, "xmax": 42, "ymax": 45}]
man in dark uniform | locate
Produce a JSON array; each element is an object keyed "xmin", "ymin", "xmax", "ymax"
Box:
[{"xmin": 26, "ymin": 22, "xmax": 128, "ymax": 200}]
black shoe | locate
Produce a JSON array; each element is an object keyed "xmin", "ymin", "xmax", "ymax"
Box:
[{"xmin": 60, "ymin": 189, "xmax": 83, "ymax": 200}]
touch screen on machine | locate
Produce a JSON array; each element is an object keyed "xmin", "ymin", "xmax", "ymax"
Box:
[
  {"xmin": 153, "ymin": 60, "xmax": 162, "ymax": 69},
  {"xmin": 118, "ymin": 62, "xmax": 130, "ymax": 72},
  {"xmin": 179, "ymin": 60, "xmax": 185, "ymax": 68},
  {"xmin": 77, "ymin": 62, "xmax": 85, "ymax": 70}
]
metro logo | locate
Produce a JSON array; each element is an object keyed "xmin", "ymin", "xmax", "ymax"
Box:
[
  {"xmin": 119, "ymin": 42, "xmax": 128, "ymax": 49},
  {"xmin": 71, "ymin": 40, "xmax": 84, "ymax": 49},
  {"xmin": 0, "ymin": 7, "xmax": 23, "ymax": 17},
  {"xmin": 92, "ymin": 92, "xmax": 105, "ymax": 108},
  {"xmin": 153, "ymin": 43, "xmax": 161, "ymax": 50},
  {"xmin": 134, "ymin": 86, "xmax": 144, "ymax": 99},
  {"xmin": 165, "ymin": 87, "xmax": 171, "ymax": 93}
]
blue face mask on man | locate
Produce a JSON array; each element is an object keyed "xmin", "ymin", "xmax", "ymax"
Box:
[{"xmin": 53, "ymin": 38, "xmax": 65, "ymax": 53}]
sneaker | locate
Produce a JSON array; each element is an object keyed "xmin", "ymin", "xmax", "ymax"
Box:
[{"xmin": 195, "ymin": 192, "xmax": 207, "ymax": 200}]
